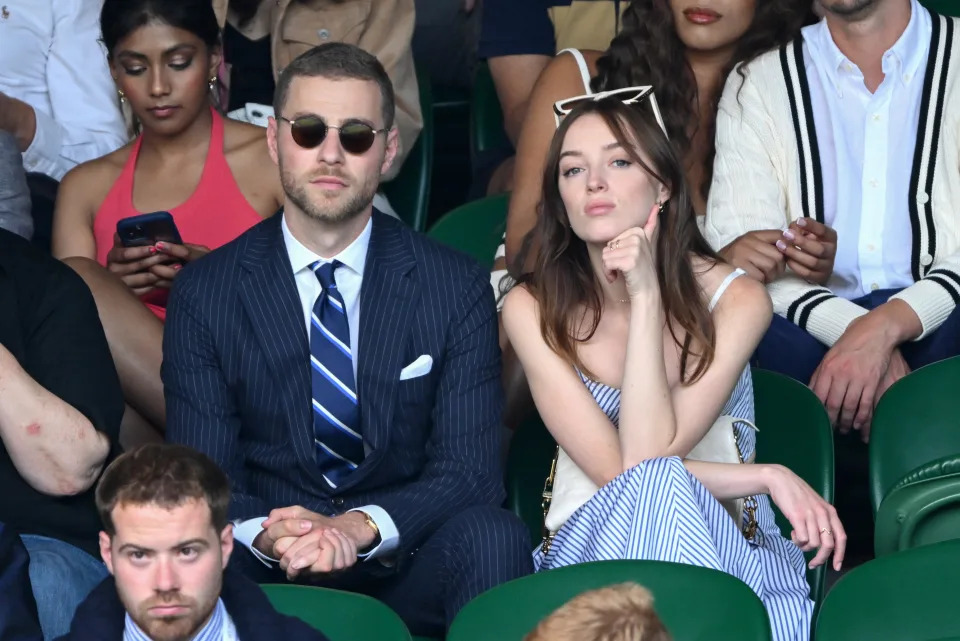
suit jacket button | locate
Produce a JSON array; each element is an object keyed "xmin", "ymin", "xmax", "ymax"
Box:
[{"xmin": 333, "ymin": 498, "xmax": 344, "ymax": 507}]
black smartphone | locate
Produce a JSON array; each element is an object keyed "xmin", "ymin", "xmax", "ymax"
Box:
[{"xmin": 116, "ymin": 211, "xmax": 183, "ymax": 247}]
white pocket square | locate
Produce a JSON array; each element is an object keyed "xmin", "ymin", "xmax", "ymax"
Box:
[{"xmin": 399, "ymin": 354, "xmax": 433, "ymax": 381}]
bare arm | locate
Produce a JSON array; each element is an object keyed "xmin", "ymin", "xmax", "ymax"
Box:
[
  {"xmin": 488, "ymin": 55, "xmax": 551, "ymax": 145},
  {"xmin": 0, "ymin": 345, "xmax": 109, "ymax": 495},
  {"xmin": 51, "ymin": 163, "xmax": 103, "ymax": 260}
]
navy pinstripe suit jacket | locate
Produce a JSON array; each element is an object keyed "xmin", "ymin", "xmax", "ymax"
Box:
[{"xmin": 163, "ymin": 211, "xmax": 506, "ymax": 557}]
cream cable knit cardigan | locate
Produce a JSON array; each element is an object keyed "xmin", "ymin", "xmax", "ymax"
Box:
[{"xmin": 704, "ymin": 10, "xmax": 960, "ymax": 347}]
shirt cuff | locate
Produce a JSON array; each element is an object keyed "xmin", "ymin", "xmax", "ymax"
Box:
[
  {"xmin": 21, "ymin": 108, "xmax": 66, "ymax": 181},
  {"xmin": 232, "ymin": 517, "xmax": 277, "ymax": 567},
  {"xmin": 348, "ymin": 506, "xmax": 399, "ymax": 561}
]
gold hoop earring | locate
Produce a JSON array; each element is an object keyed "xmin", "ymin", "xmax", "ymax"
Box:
[
  {"xmin": 117, "ymin": 88, "xmax": 126, "ymax": 104},
  {"xmin": 209, "ymin": 76, "xmax": 218, "ymax": 92},
  {"xmin": 658, "ymin": 199, "xmax": 667, "ymax": 215}
]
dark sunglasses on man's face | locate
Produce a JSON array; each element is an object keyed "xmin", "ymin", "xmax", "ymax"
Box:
[{"xmin": 277, "ymin": 115, "xmax": 388, "ymax": 154}]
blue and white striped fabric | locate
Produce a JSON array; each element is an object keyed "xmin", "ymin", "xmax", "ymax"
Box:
[
  {"xmin": 535, "ymin": 365, "xmax": 815, "ymax": 641},
  {"xmin": 309, "ymin": 259, "xmax": 363, "ymax": 488}
]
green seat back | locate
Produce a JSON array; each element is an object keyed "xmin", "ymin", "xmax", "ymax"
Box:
[
  {"xmin": 870, "ymin": 356, "xmax": 960, "ymax": 513},
  {"xmin": 921, "ymin": 0, "xmax": 960, "ymax": 16},
  {"xmin": 815, "ymin": 539, "xmax": 960, "ymax": 640},
  {"xmin": 426, "ymin": 193, "xmax": 509, "ymax": 269},
  {"xmin": 261, "ymin": 584, "xmax": 411, "ymax": 641},
  {"xmin": 448, "ymin": 560, "xmax": 771, "ymax": 641},
  {"xmin": 752, "ymin": 368, "xmax": 834, "ymax": 605},
  {"xmin": 874, "ymin": 454, "xmax": 960, "ymax": 556},
  {"xmin": 470, "ymin": 62, "xmax": 510, "ymax": 160},
  {"xmin": 382, "ymin": 66, "xmax": 434, "ymax": 232}
]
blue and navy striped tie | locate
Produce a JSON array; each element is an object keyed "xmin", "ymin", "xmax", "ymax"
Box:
[{"xmin": 309, "ymin": 260, "xmax": 363, "ymax": 487}]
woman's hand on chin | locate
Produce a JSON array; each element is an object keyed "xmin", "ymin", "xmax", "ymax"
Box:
[
  {"xmin": 601, "ymin": 202, "xmax": 660, "ymax": 298},
  {"xmin": 761, "ymin": 464, "xmax": 847, "ymax": 571}
]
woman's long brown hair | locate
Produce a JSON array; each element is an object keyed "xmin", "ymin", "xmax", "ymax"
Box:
[{"xmin": 514, "ymin": 98, "xmax": 722, "ymax": 384}]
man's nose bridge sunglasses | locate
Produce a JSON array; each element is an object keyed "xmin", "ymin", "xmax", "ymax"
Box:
[{"xmin": 277, "ymin": 115, "xmax": 388, "ymax": 154}]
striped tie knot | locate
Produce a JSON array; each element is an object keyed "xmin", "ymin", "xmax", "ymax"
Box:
[{"xmin": 311, "ymin": 260, "xmax": 341, "ymax": 291}]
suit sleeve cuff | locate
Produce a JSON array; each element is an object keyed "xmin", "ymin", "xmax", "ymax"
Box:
[
  {"xmin": 349, "ymin": 506, "xmax": 399, "ymax": 561},
  {"xmin": 21, "ymin": 108, "xmax": 66, "ymax": 180},
  {"xmin": 233, "ymin": 517, "xmax": 277, "ymax": 567}
]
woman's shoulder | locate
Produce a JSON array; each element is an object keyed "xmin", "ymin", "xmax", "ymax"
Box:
[
  {"xmin": 535, "ymin": 48, "xmax": 604, "ymax": 100},
  {"xmin": 59, "ymin": 143, "xmax": 133, "ymax": 208}
]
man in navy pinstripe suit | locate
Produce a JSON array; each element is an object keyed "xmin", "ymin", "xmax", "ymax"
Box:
[{"xmin": 162, "ymin": 43, "xmax": 532, "ymax": 635}]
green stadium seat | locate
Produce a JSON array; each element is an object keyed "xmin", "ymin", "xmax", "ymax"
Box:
[
  {"xmin": 447, "ymin": 560, "xmax": 772, "ymax": 641},
  {"xmin": 870, "ymin": 356, "xmax": 960, "ymax": 513},
  {"xmin": 752, "ymin": 368, "xmax": 834, "ymax": 605},
  {"xmin": 469, "ymin": 62, "xmax": 511, "ymax": 164},
  {"xmin": 382, "ymin": 66, "xmax": 434, "ymax": 232},
  {"xmin": 815, "ymin": 539, "xmax": 960, "ymax": 640},
  {"xmin": 425, "ymin": 193, "xmax": 509, "ymax": 269},
  {"xmin": 873, "ymin": 452, "xmax": 960, "ymax": 556},
  {"xmin": 261, "ymin": 584, "xmax": 412, "ymax": 641}
]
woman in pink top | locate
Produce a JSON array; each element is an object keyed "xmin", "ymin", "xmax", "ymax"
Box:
[{"xmin": 53, "ymin": 0, "xmax": 283, "ymax": 447}]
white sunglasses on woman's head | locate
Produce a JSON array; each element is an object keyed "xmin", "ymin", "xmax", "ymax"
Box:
[{"xmin": 552, "ymin": 85, "xmax": 669, "ymax": 138}]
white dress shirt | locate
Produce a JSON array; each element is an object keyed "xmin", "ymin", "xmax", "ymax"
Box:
[
  {"xmin": 0, "ymin": 0, "xmax": 127, "ymax": 180},
  {"xmin": 233, "ymin": 213, "xmax": 399, "ymax": 565},
  {"xmin": 803, "ymin": 0, "xmax": 930, "ymax": 300}
]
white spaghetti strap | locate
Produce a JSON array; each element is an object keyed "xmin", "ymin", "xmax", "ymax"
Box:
[
  {"xmin": 558, "ymin": 48, "xmax": 593, "ymax": 94},
  {"xmin": 708, "ymin": 268, "xmax": 747, "ymax": 311}
]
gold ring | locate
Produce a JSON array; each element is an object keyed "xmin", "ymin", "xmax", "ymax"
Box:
[{"xmin": 820, "ymin": 528, "xmax": 832, "ymax": 535}]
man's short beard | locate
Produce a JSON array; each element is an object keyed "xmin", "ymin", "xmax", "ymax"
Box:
[{"xmin": 279, "ymin": 160, "xmax": 379, "ymax": 224}]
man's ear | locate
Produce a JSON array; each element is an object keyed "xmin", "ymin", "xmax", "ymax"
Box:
[
  {"xmin": 100, "ymin": 531, "xmax": 115, "ymax": 575},
  {"xmin": 267, "ymin": 117, "xmax": 280, "ymax": 166},
  {"xmin": 380, "ymin": 127, "xmax": 400, "ymax": 178},
  {"xmin": 220, "ymin": 524, "xmax": 234, "ymax": 570}
]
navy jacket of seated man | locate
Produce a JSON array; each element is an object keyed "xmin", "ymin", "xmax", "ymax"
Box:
[
  {"xmin": 0, "ymin": 521, "xmax": 43, "ymax": 641},
  {"xmin": 162, "ymin": 210, "xmax": 530, "ymax": 630},
  {"xmin": 54, "ymin": 567, "xmax": 329, "ymax": 641}
]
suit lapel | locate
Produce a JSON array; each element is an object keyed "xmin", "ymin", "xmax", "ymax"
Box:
[
  {"xmin": 336, "ymin": 213, "xmax": 419, "ymax": 492},
  {"xmin": 236, "ymin": 216, "xmax": 319, "ymax": 479}
]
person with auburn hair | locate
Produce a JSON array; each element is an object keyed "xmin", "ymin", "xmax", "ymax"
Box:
[
  {"xmin": 492, "ymin": 0, "xmax": 816, "ymax": 430},
  {"xmin": 525, "ymin": 583, "xmax": 671, "ymax": 641},
  {"xmin": 502, "ymin": 97, "xmax": 844, "ymax": 640}
]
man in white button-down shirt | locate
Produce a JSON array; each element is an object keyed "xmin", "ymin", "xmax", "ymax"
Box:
[
  {"xmin": 0, "ymin": 0, "xmax": 127, "ymax": 181},
  {"xmin": 704, "ymin": 0, "xmax": 960, "ymax": 562}
]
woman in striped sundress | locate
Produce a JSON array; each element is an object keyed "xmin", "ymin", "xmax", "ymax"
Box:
[{"xmin": 501, "ymin": 96, "xmax": 845, "ymax": 641}]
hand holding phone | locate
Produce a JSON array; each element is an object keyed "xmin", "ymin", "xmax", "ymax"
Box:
[
  {"xmin": 147, "ymin": 241, "xmax": 212, "ymax": 286},
  {"xmin": 110, "ymin": 212, "xmax": 184, "ymax": 295}
]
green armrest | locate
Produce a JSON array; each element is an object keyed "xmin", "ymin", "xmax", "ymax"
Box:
[{"xmin": 874, "ymin": 454, "xmax": 960, "ymax": 556}]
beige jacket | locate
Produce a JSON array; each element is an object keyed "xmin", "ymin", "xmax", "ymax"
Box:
[
  {"xmin": 705, "ymin": 13, "xmax": 960, "ymax": 347},
  {"xmin": 212, "ymin": 0, "xmax": 422, "ymax": 176}
]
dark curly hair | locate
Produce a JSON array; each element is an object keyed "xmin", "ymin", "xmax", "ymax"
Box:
[{"xmin": 593, "ymin": 0, "xmax": 816, "ymax": 200}]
